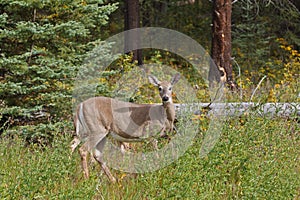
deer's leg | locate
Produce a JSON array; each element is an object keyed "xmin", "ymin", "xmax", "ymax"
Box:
[
  {"xmin": 120, "ymin": 142, "xmax": 126, "ymax": 154},
  {"xmin": 93, "ymin": 137, "xmax": 116, "ymax": 183},
  {"xmin": 150, "ymin": 138, "xmax": 158, "ymax": 150},
  {"xmin": 70, "ymin": 136, "xmax": 81, "ymax": 153},
  {"xmin": 120, "ymin": 142, "xmax": 131, "ymax": 154},
  {"xmin": 160, "ymin": 120, "xmax": 174, "ymax": 138},
  {"xmin": 78, "ymin": 127, "xmax": 109, "ymax": 179},
  {"xmin": 79, "ymin": 144, "xmax": 89, "ymax": 178}
]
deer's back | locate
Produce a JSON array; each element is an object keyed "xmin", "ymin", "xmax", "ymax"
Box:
[{"xmin": 79, "ymin": 96, "xmax": 167, "ymax": 138}]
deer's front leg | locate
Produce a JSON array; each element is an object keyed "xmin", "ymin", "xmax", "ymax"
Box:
[{"xmin": 160, "ymin": 120, "xmax": 174, "ymax": 137}]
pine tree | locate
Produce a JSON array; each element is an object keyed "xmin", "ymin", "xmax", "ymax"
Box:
[{"xmin": 0, "ymin": 0, "xmax": 118, "ymax": 142}]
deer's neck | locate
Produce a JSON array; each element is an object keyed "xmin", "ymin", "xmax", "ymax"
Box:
[{"xmin": 163, "ymin": 102, "xmax": 175, "ymax": 122}]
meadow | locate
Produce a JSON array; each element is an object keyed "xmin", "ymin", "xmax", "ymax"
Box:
[
  {"xmin": 1, "ymin": 1, "xmax": 299, "ymax": 199},
  {"xmin": 1, "ymin": 114, "xmax": 299, "ymax": 199}
]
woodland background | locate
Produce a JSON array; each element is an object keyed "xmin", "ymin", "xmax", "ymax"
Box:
[{"xmin": 0, "ymin": 0, "xmax": 299, "ymax": 199}]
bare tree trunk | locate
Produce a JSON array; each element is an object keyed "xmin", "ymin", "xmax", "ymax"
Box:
[
  {"xmin": 210, "ymin": 0, "xmax": 236, "ymax": 89},
  {"xmin": 124, "ymin": 0, "xmax": 143, "ymax": 65}
]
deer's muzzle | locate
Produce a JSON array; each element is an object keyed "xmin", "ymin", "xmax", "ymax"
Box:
[{"xmin": 162, "ymin": 96, "xmax": 169, "ymax": 102}]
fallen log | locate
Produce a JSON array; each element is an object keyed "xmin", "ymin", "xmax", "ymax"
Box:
[{"xmin": 174, "ymin": 103, "xmax": 300, "ymax": 118}]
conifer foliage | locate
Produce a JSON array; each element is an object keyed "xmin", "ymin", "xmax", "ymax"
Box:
[{"xmin": 0, "ymin": 0, "xmax": 118, "ymax": 141}]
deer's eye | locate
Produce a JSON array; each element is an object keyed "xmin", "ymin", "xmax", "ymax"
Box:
[
  {"xmin": 158, "ymin": 86, "xmax": 163, "ymax": 91},
  {"xmin": 169, "ymin": 87, "xmax": 172, "ymax": 91}
]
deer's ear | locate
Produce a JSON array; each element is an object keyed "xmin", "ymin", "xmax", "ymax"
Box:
[
  {"xmin": 148, "ymin": 75, "xmax": 161, "ymax": 86},
  {"xmin": 171, "ymin": 73, "xmax": 180, "ymax": 85}
]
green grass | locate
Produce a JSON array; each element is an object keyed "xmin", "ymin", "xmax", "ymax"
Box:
[{"xmin": 0, "ymin": 116, "xmax": 299, "ymax": 199}]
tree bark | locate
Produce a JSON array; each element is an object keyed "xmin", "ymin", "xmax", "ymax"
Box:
[
  {"xmin": 124, "ymin": 0, "xmax": 143, "ymax": 65},
  {"xmin": 210, "ymin": 0, "xmax": 236, "ymax": 89}
]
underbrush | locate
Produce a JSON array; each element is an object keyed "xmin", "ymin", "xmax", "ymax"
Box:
[{"xmin": 0, "ymin": 116, "xmax": 299, "ymax": 199}]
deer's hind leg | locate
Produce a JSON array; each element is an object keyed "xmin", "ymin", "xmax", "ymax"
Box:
[
  {"xmin": 79, "ymin": 143, "xmax": 89, "ymax": 178},
  {"xmin": 78, "ymin": 131, "xmax": 108, "ymax": 179},
  {"xmin": 93, "ymin": 137, "xmax": 116, "ymax": 183},
  {"xmin": 70, "ymin": 136, "xmax": 81, "ymax": 153}
]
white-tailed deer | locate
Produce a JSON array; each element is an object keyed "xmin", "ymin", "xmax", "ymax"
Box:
[{"xmin": 71, "ymin": 73, "xmax": 180, "ymax": 182}]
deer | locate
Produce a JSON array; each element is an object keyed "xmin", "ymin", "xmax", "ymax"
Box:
[{"xmin": 70, "ymin": 73, "xmax": 180, "ymax": 183}]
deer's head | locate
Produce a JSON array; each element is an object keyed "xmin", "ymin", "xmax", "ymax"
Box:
[{"xmin": 148, "ymin": 73, "xmax": 180, "ymax": 104}]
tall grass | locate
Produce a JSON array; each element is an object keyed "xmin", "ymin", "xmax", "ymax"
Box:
[{"xmin": 0, "ymin": 115, "xmax": 299, "ymax": 199}]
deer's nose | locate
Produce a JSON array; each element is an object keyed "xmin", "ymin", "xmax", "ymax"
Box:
[{"xmin": 162, "ymin": 96, "xmax": 169, "ymax": 102}]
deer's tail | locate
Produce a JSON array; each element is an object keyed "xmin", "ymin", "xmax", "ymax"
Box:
[{"xmin": 71, "ymin": 103, "xmax": 88, "ymax": 153}]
